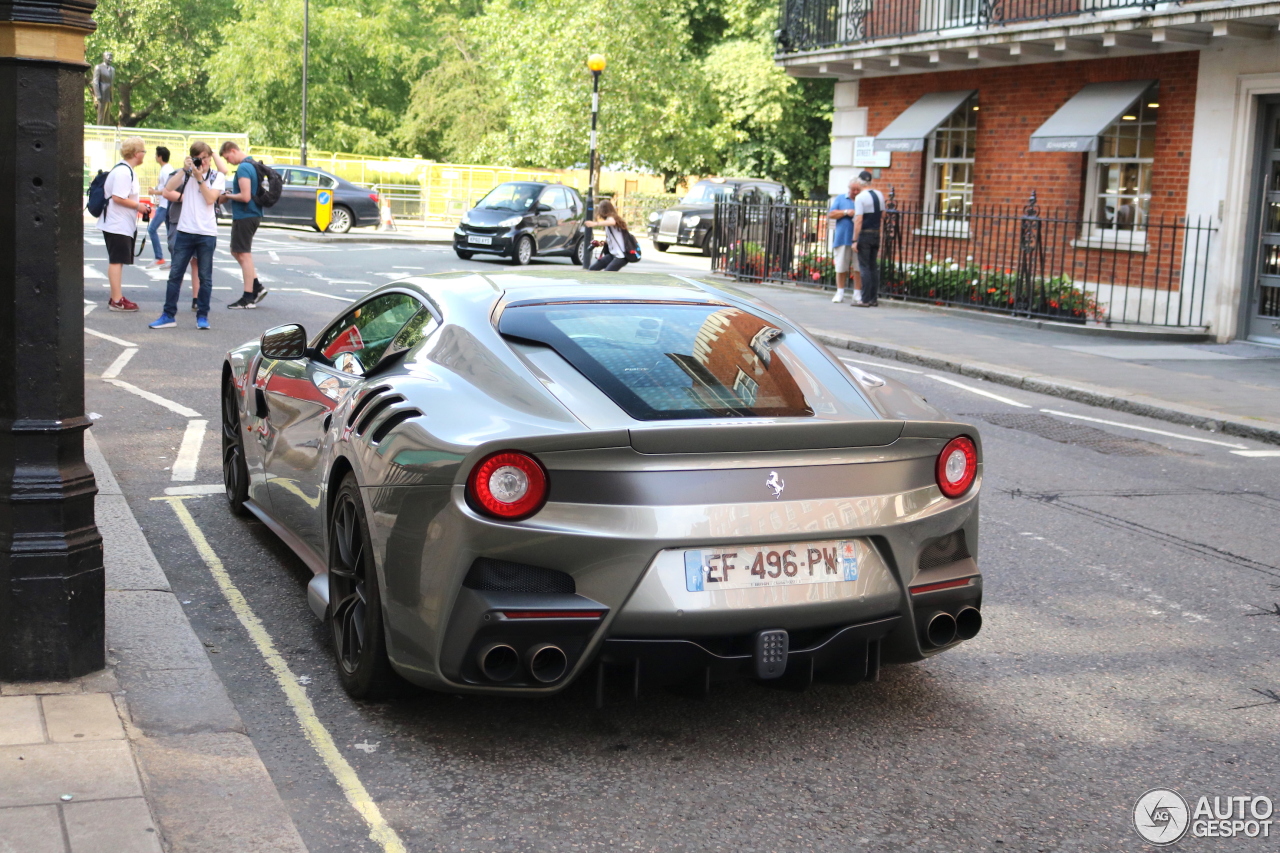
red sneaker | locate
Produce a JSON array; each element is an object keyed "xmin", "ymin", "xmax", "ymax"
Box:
[
  {"xmin": 151, "ymin": 259, "xmax": 168, "ymax": 267},
  {"xmin": 108, "ymin": 297, "xmax": 139, "ymax": 312}
]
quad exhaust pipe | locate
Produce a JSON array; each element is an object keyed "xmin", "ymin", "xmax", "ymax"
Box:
[
  {"xmin": 955, "ymin": 606, "xmax": 982, "ymax": 641},
  {"xmin": 925, "ymin": 612, "xmax": 956, "ymax": 648},
  {"xmin": 478, "ymin": 643, "xmax": 520, "ymax": 682},
  {"xmin": 526, "ymin": 644, "xmax": 568, "ymax": 684}
]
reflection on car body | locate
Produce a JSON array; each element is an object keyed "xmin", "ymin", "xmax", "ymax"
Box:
[{"xmin": 221, "ymin": 270, "xmax": 983, "ymax": 701}]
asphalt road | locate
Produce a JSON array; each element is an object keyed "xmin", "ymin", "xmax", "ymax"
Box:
[{"xmin": 84, "ymin": 224, "xmax": 1280, "ymax": 852}]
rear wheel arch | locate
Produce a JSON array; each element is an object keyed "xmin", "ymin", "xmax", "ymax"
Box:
[{"xmin": 326, "ymin": 455, "xmax": 356, "ymax": 523}]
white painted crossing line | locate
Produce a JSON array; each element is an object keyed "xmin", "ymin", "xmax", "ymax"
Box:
[
  {"xmin": 85, "ymin": 327, "xmax": 139, "ymax": 347},
  {"xmin": 171, "ymin": 419, "xmax": 208, "ymax": 481},
  {"xmin": 1039, "ymin": 409, "xmax": 1248, "ymax": 449},
  {"xmin": 328, "ymin": 280, "xmax": 373, "ymax": 285},
  {"xmin": 928, "ymin": 375, "xmax": 1032, "ymax": 408},
  {"xmin": 268, "ymin": 251, "xmax": 280, "ymax": 261},
  {"xmin": 275, "ymin": 287, "xmax": 355, "ymax": 303},
  {"xmin": 838, "ymin": 357, "xmax": 923, "ymax": 375},
  {"xmin": 103, "ymin": 379, "xmax": 201, "ymax": 417},
  {"xmin": 1231, "ymin": 450, "xmax": 1280, "ymax": 458},
  {"xmin": 100, "ymin": 347, "xmax": 138, "ymax": 379},
  {"xmin": 83, "ymin": 264, "xmax": 106, "ymax": 279},
  {"xmin": 84, "ymin": 304, "xmax": 97, "ymax": 317},
  {"xmin": 164, "ymin": 484, "xmax": 225, "ymax": 495},
  {"xmin": 391, "ymin": 265, "xmax": 425, "ymax": 270}
]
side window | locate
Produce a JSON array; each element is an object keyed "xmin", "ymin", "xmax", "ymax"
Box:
[
  {"xmin": 291, "ymin": 170, "xmax": 319, "ymax": 187},
  {"xmin": 755, "ymin": 186, "xmax": 776, "ymax": 203},
  {"xmin": 317, "ymin": 293, "xmax": 423, "ymax": 372},
  {"xmin": 277, "ymin": 169, "xmax": 293, "ymax": 185},
  {"xmin": 541, "ymin": 187, "xmax": 567, "ymax": 210},
  {"xmin": 319, "ymin": 174, "xmax": 337, "ymax": 189}
]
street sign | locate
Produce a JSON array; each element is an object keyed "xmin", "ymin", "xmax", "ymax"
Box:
[
  {"xmin": 316, "ymin": 188, "xmax": 333, "ymax": 232},
  {"xmin": 853, "ymin": 137, "xmax": 892, "ymax": 168}
]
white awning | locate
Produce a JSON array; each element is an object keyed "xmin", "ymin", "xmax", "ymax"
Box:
[
  {"xmin": 873, "ymin": 90, "xmax": 975, "ymax": 153},
  {"xmin": 1029, "ymin": 80, "xmax": 1156, "ymax": 153}
]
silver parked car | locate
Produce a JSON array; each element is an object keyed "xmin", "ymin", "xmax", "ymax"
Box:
[{"xmin": 221, "ymin": 270, "xmax": 983, "ymax": 699}]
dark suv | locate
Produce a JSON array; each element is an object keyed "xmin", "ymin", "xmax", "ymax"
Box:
[
  {"xmin": 454, "ymin": 182, "xmax": 586, "ymax": 265},
  {"xmin": 647, "ymin": 178, "xmax": 791, "ymax": 254}
]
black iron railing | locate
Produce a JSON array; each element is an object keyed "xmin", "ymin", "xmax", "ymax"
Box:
[
  {"xmin": 777, "ymin": 0, "xmax": 1167, "ymax": 52},
  {"xmin": 711, "ymin": 192, "xmax": 1215, "ymax": 327}
]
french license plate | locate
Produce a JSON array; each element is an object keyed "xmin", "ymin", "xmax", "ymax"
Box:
[
  {"xmin": 469, "ymin": 235, "xmax": 493, "ymax": 245},
  {"xmin": 684, "ymin": 540, "xmax": 859, "ymax": 592}
]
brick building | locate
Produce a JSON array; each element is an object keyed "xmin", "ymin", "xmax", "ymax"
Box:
[{"xmin": 775, "ymin": 0, "xmax": 1280, "ymax": 342}]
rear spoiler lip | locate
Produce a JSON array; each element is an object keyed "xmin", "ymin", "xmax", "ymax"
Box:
[{"xmin": 627, "ymin": 419, "xmax": 907, "ymax": 455}]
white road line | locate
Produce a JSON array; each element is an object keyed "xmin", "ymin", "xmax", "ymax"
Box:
[
  {"xmin": 268, "ymin": 251, "xmax": 280, "ymax": 262},
  {"xmin": 346, "ymin": 289, "xmax": 371, "ymax": 293},
  {"xmin": 85, "ymin": 327, "xmax": 139, "ymax": 347},
  {"xmin": 1231, "ymin": 449, "xmax": 1280, "ymax": 458},
  {"xmin": 928, "ymin": 375, "xmax": 1033, "ymax": 408},
  {"xmin": 328, "ymin": 280, "xmax": 373, "ymax": 285},
  {"xmin": 83, "ymin": 264, "xmax": 106, "ymax": 279},
  {"xmin": 391, "ymin": 265, "xmax": 424, "ymax": 269},
  {"xmin": 164, "ymin": 484, "xmax": 225, "ymax": 495},
  {"xmin": 103, "ymin": 379, "xmax": 201, "ymax": 417},
  {"xmin": 100, "ymin": 347, "xmax": 138, "ymax": 379},
  {"xmin": 171, "ymin": 419, "xmax": 208, "ymax": 481},
  {"xmin": 373, "ymin": 272, "xmax": 405, "ymax": 279},
  {"xmin": 84, "ymin": 304, "xmax": 97, "ymax": 316},
  {"xmin": 1040, "ymin": 409, "xmax": 1249, "ymax": 449},
  {"xmin": 838, "ymin": 357, "xmax": 923, "ymax": 375},
  {"xmin": 156, "ymin": 497, "xmax": 409, "ymax": 853},
  {"xmin": 275, "ymin": 288, "xmax": 355, "ymax": 303}
]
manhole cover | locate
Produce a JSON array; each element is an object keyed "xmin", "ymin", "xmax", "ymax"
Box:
[{"xmin": 963, "ymin": 413, "xmax": 1193, "ymax": 457}]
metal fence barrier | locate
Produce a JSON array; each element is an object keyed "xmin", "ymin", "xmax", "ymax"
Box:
[{"xmin": 712, "ymin": 191, "xmax": 1215, "ymax": 328}]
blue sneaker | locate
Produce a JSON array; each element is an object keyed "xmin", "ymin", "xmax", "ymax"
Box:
[
  {"xmin": 196, "ymin": 316, "xmax": 210, "ymax": 331},
  {"xmin": 149, "ymin": 314, "xmax": 176, "ymax": 329}
]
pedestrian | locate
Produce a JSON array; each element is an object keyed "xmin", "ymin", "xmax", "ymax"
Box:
[
  {"xmin": 150, "ymin": 141, "xmax": 225, "ymax": 330},
  {"xmin": 827, "ymin": 176, "xmax": 860, "ymax": 304},
  {"xmin": 147, "ymin": 146, "xmax": 174, "ymax": 268},
  {"xmin": 97, "ymin": 136, "xmax": 150, "ymax": 312},
  {"xmin": 217, "ymin": 141, "xmax": 268, "ymax": 308},
  {"xmin": 584, "ymin": 200, "xmax": 635, "ymax": 271},
  {"xmin": 850, "ymin": 171, "xmax": 886, "ymax": 308}
]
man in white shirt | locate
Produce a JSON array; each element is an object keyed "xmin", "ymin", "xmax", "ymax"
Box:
[
  {"xmin": 850, "ymin": 171, "xmax": 886, "ymax": 308},
  {"xmin": 97, "ymin": 136, "xmax": 149, "ymax": 312},
  {"xmin": 151, "ymin": 141, "xmax": 226, "ymax": 330},
  {"xmin": 146, "ymin": 146, "xmax": 174, "ymax": 267}
]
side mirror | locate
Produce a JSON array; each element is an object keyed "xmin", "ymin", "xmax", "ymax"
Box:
[
  {"xmin": 534, "ymin": 203, "xmax": 551, "ymax": 213},
  {"xmin": 261, "ymin": 324, "xmax": 307, "ymax": 360}
]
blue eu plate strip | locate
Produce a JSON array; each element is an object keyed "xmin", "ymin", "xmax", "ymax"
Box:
[
  {"xmin": 684, "ymin": 551, "xmax": 704, "ymax": 592},
  {"xmin": 841, "ymin": 541, "xmax": 859, "ymax": 582}
]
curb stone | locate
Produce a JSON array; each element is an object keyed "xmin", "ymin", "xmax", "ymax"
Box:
[{"xmin": 808, "ymin": 329, "xmax": 1280, "ymax": 447}]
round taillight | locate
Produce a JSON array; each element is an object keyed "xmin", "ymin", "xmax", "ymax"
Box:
[
  {"xmin": 936, "ymin": 436, "xmax": 978, "ymax": 499},
  {"xmin": 467, "ymin": 451, "xmax": 548, "ymax": 520}
]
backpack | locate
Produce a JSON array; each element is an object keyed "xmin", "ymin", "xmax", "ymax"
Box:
[
  {"xmin": 86, "ymin": 163, "xmax": 133, "ymax": 218},
  {"xmin": 166, "ymin": 172, "xmax": 192, "ymax": 226},
  {"xmin": 245, "ymin": 157, "xmax": 283, "ymax": 208},
  {"xmin": 622, "ymin": 229, "xmax": 642, "ymax": 263}
]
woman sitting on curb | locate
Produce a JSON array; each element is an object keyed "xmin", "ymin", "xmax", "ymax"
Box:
[{"xmin": 584, "ymin": 200, "xmax": 634, "ymax": 271}]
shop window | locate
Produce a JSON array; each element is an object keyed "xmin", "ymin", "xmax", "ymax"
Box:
[
  {"xmin": 923, "ymin": 94, "xmax": 978, "ymax": 235},
  {"xmin": 1083, "ymin": 92, "xmax": 1157, "ymax": 245}
]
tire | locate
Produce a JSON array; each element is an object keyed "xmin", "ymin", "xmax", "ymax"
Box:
[
  {"xmin": 326, "ymin": 205, "xmax": 354, "ymax": 234},
  {"xmin": 700, "ymin": 234, "xmax": 715, "ymax": 257},
  {"xmin": 455, "ymin": 249, "xmax": 474, "ymax": 260},
  {"xmin": 573, "ymin": 238, "xmax": 586, "ymax": 266},
  {"xmin": 221, "ymin": 378, "xmax": 251, "ymax": 517},
  {"xmin": 329, "ymin": 474, "xmax": 397, "ymax": 699},
  {"xmin": 653, "ymin": 241, "xmax": 669, "ymax": 252},
  {"xmin": 510, "ymin": 234, "xmax": 534, "ymax": 266}
]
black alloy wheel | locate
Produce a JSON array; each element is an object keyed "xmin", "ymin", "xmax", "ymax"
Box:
[
  {"xmin": 512, "ymin": 234, "xmax": 534, "ymax": 266},
  {"xmin": 326, "ymin": 205, "xmax": 354, "ymax": 234},
  {"xmin": 455, "ymin": 248, "xmax": 474, "ymax": 260},
  {"xmin": 329, "ymin": 474, "xmax": 396, "ymax": 698},
  {"xmin": 221, "ymin": 378, "xmax": 250, "ymax": 516}
]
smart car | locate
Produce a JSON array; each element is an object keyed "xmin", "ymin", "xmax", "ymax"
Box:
[{"xmin": 453, "ymin": 182, "xmax": 587, "ymax": 265}]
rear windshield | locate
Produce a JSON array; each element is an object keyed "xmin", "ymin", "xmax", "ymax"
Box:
[{"xmin": 501, "ymin": 302, "xmax": 851, "ymax": 421}]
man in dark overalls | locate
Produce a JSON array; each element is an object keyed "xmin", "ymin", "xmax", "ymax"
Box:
[{"xmin": 851, "ymin": 171, "xmax": 886, "ymax": 308}]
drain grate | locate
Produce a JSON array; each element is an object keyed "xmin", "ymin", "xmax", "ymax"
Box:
[{"xmin": 963, "ymin": 413, "xmax": 1193, "ymax": 457}]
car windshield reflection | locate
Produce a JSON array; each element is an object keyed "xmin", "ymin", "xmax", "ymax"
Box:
[
  {"xmin": 681, "ymin": 184, "xmax": 735, "ymax": 205},
  {"xmin": 477, "ymin": 183, "xmax": 542, "ymax": 212}
]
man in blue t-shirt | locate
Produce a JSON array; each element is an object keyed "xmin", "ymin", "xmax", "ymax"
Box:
[
  {"xmin": 217, "ymin": 141, "xmax": 267, "ymax": 309},
  {"xmin": 827, "ymin": 177, "xmax": 860, "ymax": 303}
]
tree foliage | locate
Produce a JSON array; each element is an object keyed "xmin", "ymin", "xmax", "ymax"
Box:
[{"xmin": 87, "ymin": 0, "xmax": 833, "ymax": 191}]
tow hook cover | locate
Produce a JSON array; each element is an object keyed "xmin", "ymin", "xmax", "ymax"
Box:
[{"xmin": 754, "ymin": 629, "xmax": 789, "ymax": 679}]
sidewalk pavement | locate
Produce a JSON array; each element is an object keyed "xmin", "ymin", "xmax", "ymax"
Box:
[
  {"xmin": 0, "ymin": 432, "xmax": 308, "ymax": 853},
  {"xmin": 738, "ymin": 282, "xmax": 1280, "ymax": 445}
]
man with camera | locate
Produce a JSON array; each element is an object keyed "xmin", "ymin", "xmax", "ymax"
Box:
[{"xmin": 151, "ymin": 141, "xmax": 226, "ymax": 330}]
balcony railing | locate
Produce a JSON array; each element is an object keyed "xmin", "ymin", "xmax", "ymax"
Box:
[
  {"xmin": 776, "ymin": 0, "xmax": 1166, "ymax": 52},
  {"xmin": 711, "ymin": 191, "xmax": 1215, "ymax": 328}
]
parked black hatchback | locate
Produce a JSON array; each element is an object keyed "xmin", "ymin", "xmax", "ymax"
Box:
[
  {"xmin": 647, "ymin": 178, "xmax": 791, "ymax": 254},
  {"xmin": 454, "ymin": 182, "xmax": 586, "ymax": 265}
]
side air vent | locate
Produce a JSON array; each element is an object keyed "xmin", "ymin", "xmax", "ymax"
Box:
[
  {"xmin": 356, "ymin": 394, "xmax": 405, "ymax": 436},
  {"xmin": 917, "ymin": 530, "xmax": 971, "ymax": 572},
  {"xmin": 347, "ymin": 385, "xmax": 390, "ymax": 427},
  {"xmin": 464, "ymin": 558, "xmax": 575, "ymax": 594},
  {"xmin": 370, "ymin": 408, "xmax": 422, "ymax": 444}
]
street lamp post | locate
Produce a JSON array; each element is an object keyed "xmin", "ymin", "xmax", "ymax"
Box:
[
  {"xmin": 582, "ymin": 53, "xmax": 605, "ymax": 269},
  {"xmin": 301, "ymin": 0, "xmax": 310, "ymax": 166},
  {"xmin": 1, "ymin": 0, "xmax": 106, "ymax": 679}
]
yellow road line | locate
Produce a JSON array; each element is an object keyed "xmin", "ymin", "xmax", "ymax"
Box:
[{"xmin": 154, "ymin": 496, "xmax": 408, "ymax": 853}]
